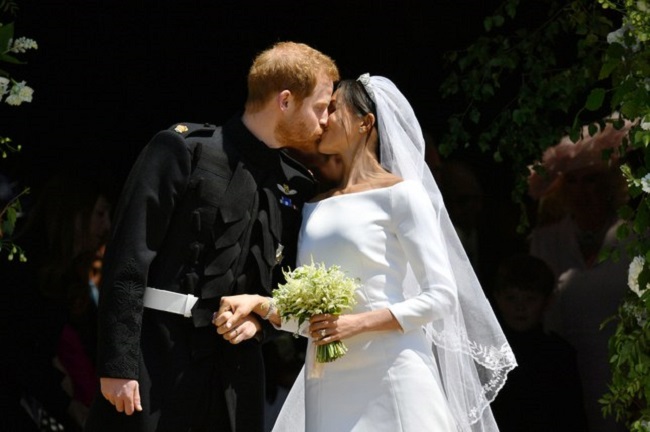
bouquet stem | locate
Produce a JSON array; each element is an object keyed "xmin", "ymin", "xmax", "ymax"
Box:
[{"xmin": 316, "ymin": 340, "xmax": 349, "ymax": 363}]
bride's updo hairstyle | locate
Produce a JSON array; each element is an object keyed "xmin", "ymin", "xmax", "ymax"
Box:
[{"xmin": 335, "ymin": 79, "xmax": 381, "ymax": 158}]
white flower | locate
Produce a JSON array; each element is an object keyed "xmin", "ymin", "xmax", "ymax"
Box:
[
  {"xmin": 274, "ymin": 260, "xmax": 359, "ymax": 363},
  {"xmin": 0, "ymin": 77, "xmax": 9, "ymax": 98},
  {"xmin": 641, "ymin": 174, "xmax": 650, "ymax": 193},
  {"xmin": 642, "ymin": 115, "xmax": 650, "ymax": 131},
  {"xmin": 638, "ymin": 1, "xmax": 649, "ymax": 12},
  {"xmin": 636, "ymin": 309, "xmax": 648, "ymax": 327},
  {"xmin": 606, "ymin": 22, "xmax": 641, "ymax": 51},
  {"xmin": 628, "ymin": 256, "xmax": 646, "ymax": 297},
  {"xmin": 607, "ymin": 27, "xmax": 626, "ymax": 45},
  {"xmin": 5, "ymin": 81, "xmax": 34, "ymax": 106},
  {"xmin": 622, "ymin": 301, "xmax": 648, "ymax": 327},
  {"xmin": 8, "ymin": 37, "xmax": 38, "ymax": 53}
]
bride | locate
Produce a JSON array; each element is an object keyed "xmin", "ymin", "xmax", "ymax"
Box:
[{"xmin": 213, "ymin": 74, "xmax": 515, "ymax": 431}]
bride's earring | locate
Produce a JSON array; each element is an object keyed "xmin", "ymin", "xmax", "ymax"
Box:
[{"xmin": 359, "ymin": 126, "xmax": 365, "ymax": 134}]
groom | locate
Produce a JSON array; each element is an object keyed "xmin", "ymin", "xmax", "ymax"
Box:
[{"xmin": 85, "ymin": 41, "xmax": 339, "ymax": 432}]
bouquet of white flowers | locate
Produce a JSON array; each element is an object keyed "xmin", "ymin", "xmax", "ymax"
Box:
[{"xmin": 273, "ymin": 260, "xmax": 359, "ymax": 363}]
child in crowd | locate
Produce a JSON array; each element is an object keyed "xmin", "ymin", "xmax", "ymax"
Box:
[{"xmin": 490, "ymin": 253, "xmax": 589, "ymax": 432}]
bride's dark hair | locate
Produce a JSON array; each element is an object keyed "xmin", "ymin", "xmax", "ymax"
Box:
[
  {"xmin": 335, "ymin": 79, "xmax": 380, "ymax": 158},
  {"xmin": 336, "ymin": 79, "xmax": 376, "ymax": 118}
]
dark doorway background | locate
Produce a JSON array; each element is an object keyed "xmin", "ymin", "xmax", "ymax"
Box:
[{"xmin": 3, "ymin": 0, "xmax": 503, "ymax": 195}]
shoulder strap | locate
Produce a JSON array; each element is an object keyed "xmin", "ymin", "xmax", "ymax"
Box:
[
  {"xmin": 168, "ymin": 121, "xmax": 234, "ymax": 184},
  {"xmin": 175, "ymin": 122, "xmax": 229, "ymax": 172}
]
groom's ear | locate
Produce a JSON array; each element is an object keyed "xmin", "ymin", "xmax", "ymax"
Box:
[{"xmin": 277, "ymin": 90, "xmax": 291, "ymax": 111}]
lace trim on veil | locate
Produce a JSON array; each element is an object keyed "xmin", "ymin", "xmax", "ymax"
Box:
[{"xmin": 361, "ymin": 73, "xmax": 516, "ymax": 431}]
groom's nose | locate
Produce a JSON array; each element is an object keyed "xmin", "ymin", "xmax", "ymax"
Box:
[{"xmin": 320, "ymin": 111, "xmax": 330, "ymax": 129}]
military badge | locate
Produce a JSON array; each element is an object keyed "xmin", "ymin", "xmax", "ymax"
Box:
[
  {"xmin": 174, "ymin": 124, "xmax": 189, "ymax": 134},
  {"xmin": 275, "ymin": 244, "xmax": 285, "ymax": 265},
  {"xmin": 277, "ymin": 183, "xmax": 297, "ymax": 195},
  {"xmin": 279, "ymin": 196, "xmax": 296, "ymax": 209}
]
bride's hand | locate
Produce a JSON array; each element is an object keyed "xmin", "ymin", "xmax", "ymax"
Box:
[
  {"xmin": 216, "ymin": 311, "xmax": 261, "ymax": 344},
  {"xmin": 309, "ymin": 313, "xmax": 360, "ymax": 345},
  {"xmin": 213, "ymin": 295, "xmax": 264, "ymax": 336}
]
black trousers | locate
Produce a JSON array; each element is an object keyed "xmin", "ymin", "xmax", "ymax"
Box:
[{"xmin": 85, "ymin": 310, "xmax": 265, "ymax": 432}]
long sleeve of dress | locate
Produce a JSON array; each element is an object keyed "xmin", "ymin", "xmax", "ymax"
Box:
[
  {"xmin": 96, "ymin": 130, "xmax": 193, "ymax": 378},
  {"xmin": 387, "ymin": 181, "xmax": 457, "ymax": 332}
]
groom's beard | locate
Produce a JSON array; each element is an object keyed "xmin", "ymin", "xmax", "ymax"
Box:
[{"xmin": 275, "ymin": 115, "xmax": 321, "ymax": 154}]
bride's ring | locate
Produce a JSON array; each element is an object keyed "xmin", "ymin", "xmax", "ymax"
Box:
[{"xmin": 319, "ymin": 329, "xmax": 327, "ymax": 338}]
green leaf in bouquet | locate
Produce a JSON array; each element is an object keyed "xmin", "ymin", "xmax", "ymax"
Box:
[{"xmin": 273, "ymin": 259, "xmax": 360, "ymax": 363}]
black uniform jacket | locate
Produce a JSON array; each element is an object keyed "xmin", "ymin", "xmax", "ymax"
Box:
[{"xmin": 91, "ymin": 115, "xmax": 315, "ymax": 431}]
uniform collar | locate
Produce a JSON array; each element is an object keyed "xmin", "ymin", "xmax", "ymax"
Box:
[
  {"xmin": 223, "ymin": 113, "xmax": 316, "ymax": 192},
  {"xmin": 223, "ymin": 114, "xmax": 281, "ymax": 169}
]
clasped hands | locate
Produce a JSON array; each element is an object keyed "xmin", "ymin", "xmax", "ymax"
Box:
[
  {"xmin": 212, "ymin": 294, "xmax": 264, "ymax": 344},
  {"xmin": 212, "ymin": 294, "xmax": 358, "ymax": 345}
]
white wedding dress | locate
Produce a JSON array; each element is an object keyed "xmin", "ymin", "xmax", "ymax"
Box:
[{"xmin": 274, "ymin": 180, "xmax": 458, "ymax": 432}]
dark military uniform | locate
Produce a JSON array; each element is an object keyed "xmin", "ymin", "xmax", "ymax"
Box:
[{"xmin": 85, "ymin": 115, "xmax": 316, "ymax": 432}]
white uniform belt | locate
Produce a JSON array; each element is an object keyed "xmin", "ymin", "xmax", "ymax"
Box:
[{"xmin": 143, "ymin": 287, "xmax": 198, "ymax": 318}]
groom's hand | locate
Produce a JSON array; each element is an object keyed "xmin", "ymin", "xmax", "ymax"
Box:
[
  {"xmin": 214, "ymin": 310, "xmax": 261, "ymax": 344},
  {"xmin": 100, "ymin": 377, "xmax": 142, "ymax": 415},
  {"xmin": 215, "ymin": 295, "xmax": 258, "ymax": 327}
]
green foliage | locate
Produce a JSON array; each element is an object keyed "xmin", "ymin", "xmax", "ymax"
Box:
[
  {"xmin": 0, "ymin": 23, "xmax": 23, "ymax": 63},
  {"xmin": 440, "ymin": 0, "xmax": 650, "ymax": 426},
  {"xmin": 0, "ymin": 135, "xmax": 19, "ymax": 158},
  {"xmin": 0, "ymin": 184, "xmax": 28, "ymax": 262},
  {"xmin": 599, "ymin": 0, "xmax": 650, "ymax": 42},
  {"xmin": 439, "ymin": 0, "xmax": 616, "ymax": 221},
  {"xmin": 0, "ymin": 1, "xmax": 18, "ymax": 15},
  {"xmin": 0, "ymin": 2, "xmax": 34, "ymax": 262},
  {"xmin": 600, "ymin": 292, "xmax": 650, "ymax": 430}
]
